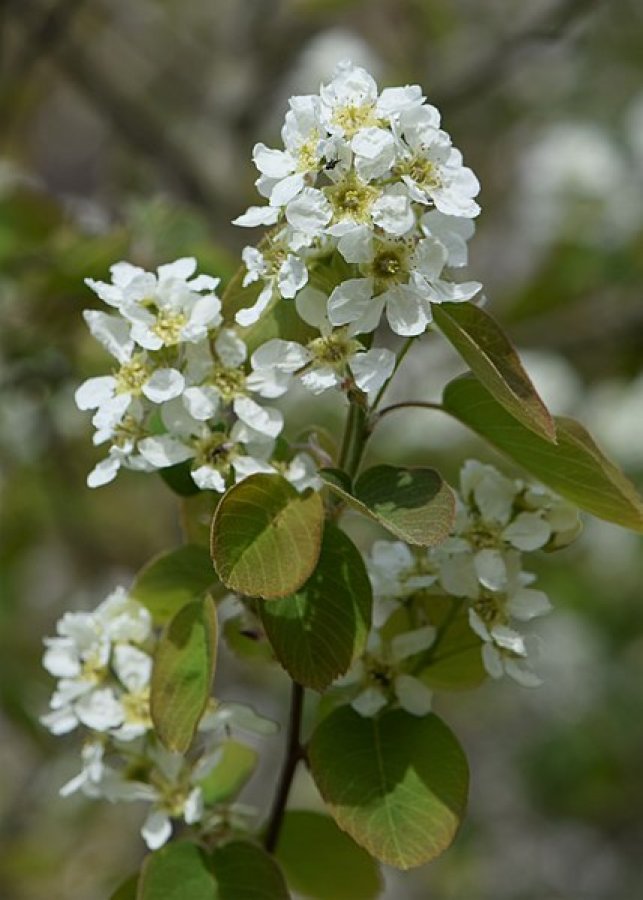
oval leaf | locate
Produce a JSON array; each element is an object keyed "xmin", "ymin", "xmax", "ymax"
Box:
[
  {"xmin": 276, "ymin": 810, "xmax": 381, "ymax": 900},
  {"xmin": 210, "ymin": 841, "xmax": 290, "ymax": 899},
  {"xmin": 309, "ymin": 707, "xmax": 469, "ymax": 869},
  {"xmin": 433, "ymin": 302, "xmax": 556, "ymax": 442},
  {"xmin": 443, "ymin": 373, "xmax": 643, "ymax": 532},
  {"xmin": 138, "ymin": 842, "xmax": 216, "ymax": 900},
  {"xmin": 322, "ymin": 466, "xmax": 455, "ymax": 547},
  {"xmin": 151, "ymin": 596, "xmax": 217, "ymax": 753},
  {"xmin": 260, "ymin": 524, "xmax": 372, "ymax": 691},
  {"xmin": 211, "ymin": 474, "xmax": 324, "ymax": 599},
  {"xmin": 131, "ymin": 544, "xmax": 218, "ymax": 625},
  {"xmin": 199, "ymin": 740, "xmax": 258, "ymax": 805}
]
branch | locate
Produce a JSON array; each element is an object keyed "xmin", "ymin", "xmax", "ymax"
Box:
[{"xmin": 263, "ymin": 680, "xmax": 305, "ymax": 854}]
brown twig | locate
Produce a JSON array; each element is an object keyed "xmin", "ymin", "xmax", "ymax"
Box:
[{"xmin": 263, "ymin": 680, "xmax": 305, "ymax": 854}]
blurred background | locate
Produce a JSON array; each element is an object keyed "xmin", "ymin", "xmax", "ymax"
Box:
[{"xmin": 1, "ymin": 0, "xmax": 642, "ymax": 897}]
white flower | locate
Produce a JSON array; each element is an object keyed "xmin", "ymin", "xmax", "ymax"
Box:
[
  {"xmin": 249, "ymin": 94, "xmax": 324, "ymax": 207},
  {"xmin": 231, "ymin": 61, "xmax": 483, "ymax": 339},
  {"xmin": 86, "ymin": 258, "xmax": 222, "ymax": 351},
  {"xmin": 248, "ymin": 287, "xmax": 395, "ymax": 398},
  {"xmin": 198, "ymin": 701, "xmax": 279, "ymax": 738},
  {"xmin": 482, "ymin": 638, "xmax": 543, "ymax": 688},
  {"xmin": 235, "ymin": 242, "xmax": 308, "ymax": 326},
  {"xmin": 421, "ymin": 211, "xmax": 475, "ymax": 267},
  {"xmin": 141, "ymin": 785, "xmax": 204, "ymax": 850},
  {"xmin": 75, "ymin": 325, "xmax": 184, "ymax": 439},
  {"xmin": 325, "ymin": 236, "xmax": 481, "ymax": 338},
  {"xmin": 367, "ymin": 540, "xmax": 438, "ymax": 607},
  {"xmin": 41, "ymin": 589, "xmax": 152, "ymax": 738},
  {"xmin": 396, "ymin": 109, "xmax": 480, "ymax": 217},
  {"xmin": 343, "ymin": 626, "xmax": 435, "ymax": 718},
  {"xmin": 59, "ymin": 741, "xmax": 106, "ymax": 798}
]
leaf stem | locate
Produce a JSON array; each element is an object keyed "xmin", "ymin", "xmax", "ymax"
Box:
[
  {"xmin": 374, "ymin": 400, "xmax": 445, "ymax": 424},
  {"xmin": 263, "ymin": 680, "xmax": 305, "ymax": 854},
  {"xmin": 370, "ymin": 336, "xmax": 415, "ymax": 413},
  {"xmin": 413, "ymin": 597, "xmax": 463, "ymax": 674}
]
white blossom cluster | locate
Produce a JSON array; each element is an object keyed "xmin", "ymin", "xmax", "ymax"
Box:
[
  {"xmin": 234, "ymin": 61, "xmax": 482, "ymax": 340},
  {"xmin": 76, "ymin": 258, "xmax": 318, "ymax": 493},
  {"xmin": 41, "ymin": 587, "xmax": 276, "ymax": 850},
  {"xmin": 344, "ymin": 461, "xmax": 581, "ymax": 716}
]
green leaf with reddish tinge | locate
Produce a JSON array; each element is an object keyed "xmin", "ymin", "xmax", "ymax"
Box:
[
  {"xmin": 151, "ymin": 596, "xmax": 217, "ymax": 753},
  {"xmin": 322, "ymin": 465, "xmax": 455, "ymax": 547},
  {"xmin": 211, "ymin": 474, "xmax": 324, "ymax": 599},
  {"xmin": 309, "ymin": 707, "xmax": 468, "ymax": 870},
  {"xmin": 209, "ymin": 841, "xmax": 290, "ymax": 899},
  {"xmin": 276, "ymin": 811, "xmax": 382, "ymax": 900},
  {"xmin": 260, "ymin": 524, "xmax": 372, "ymax": 691},
  {"xmin": 443, "ymin": 373, "xmax": 643, "ymax": 532},
  {"xmin": 433, "ymin": 302, "xmax": 556, "ymax": 442},
  {"xmin": 131, "ymin": 544, "xmax": 218, "ymax": 625},
  {"xmin": 138, "ymin": 842, "xmax": 216, "ymax": 900}
]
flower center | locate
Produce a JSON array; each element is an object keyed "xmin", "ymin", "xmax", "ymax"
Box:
[
  {"xmin": 367, "ymin": 241, "xmax": 411, "ymax": 292},
  {"xmin": 332, "ymin": 102, "xmax": 380, "ymax": 138},
  {"xmin": 209, "ymin": 366, "xmax": 246, "ymax": 402},
  {"xmin": 307, "ymin": 331, "xmax": 361, "ymax": 370},
  {"xmin": 113, "ymin": 415, "xmax": 145, "ymax": 448},
  {"xmin": 115, "ymin": 357, "xmax": 150, "ymax": 395},
  {"xmin": 121, "ymin": 688, "xmax": 152, "ymax": 728},
  {"xmin": 81, "ymin": 652, "xmax": 107, "ymax": 682},
  {"xmin": 152, "ymin": 309, "xmax": 188, "ymax": 346},
  {"xmin": 326, "ymin": 175, "xmax": 380, "ymax": 224},
  {"xmin": 396, "ymin": 155, "xmax": 442, "ymax": 191},
  {"xmin": 473, "ymin": 594, "xmax": 505, "ymax": 629},
  {"xmin": 194, "ymin": 432, "xmax": 237, "ymax": 471},
  {"xmin": 297, "ymin": 134, "xmax": 320, "ymax": 173}
]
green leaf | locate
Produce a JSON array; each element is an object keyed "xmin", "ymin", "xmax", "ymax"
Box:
[
  {"xmin": 443, "ymin": 374, "xmax": 643, "ymax": 532},
  {"xmin": 151, "ymin": 596, "xmax": 217, "ymax": 753},
  {"xmin": 433, "ymin": 302, "xmax": 556, "ymax": 442},
  {"xmin": 275, "ymin": 811, "xmax": 381, "ymax": 900},
  {"xmin": 260, "ymin": 524, "xmax": 372, "ymax": 691},
  {"xmin": 199, "ymin": 740, "xmax": 258, "ymax": 805},
  {"xmin": 309, "ymin": 707, "xmax": 469, "ymax": 869},
  {"xmin": 211, "ymin": 474, "xmax": 324, "ymax": 599},
  {"xmin": 131, "ymin": 545, "xmax": 218, "ymax": 625},
  {"xmin": 138, "ymin": 842, "xmax": 216, "ymax": 900},
  {"xmin": 322, "ymin": 465, "xmax": 455, "ymax": 547},
  {"xmin": 110, "ymin": 875, "xmax": 138, "ymax": 899},
  {"xmin": 209, "ymin": 841, "xmax": 290, "ymax": 899}
]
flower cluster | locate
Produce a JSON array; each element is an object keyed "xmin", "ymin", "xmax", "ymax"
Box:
[
  {"xmin": 41, "ymin": 586, "xmax": 154, "ymax": 739},
  {"xmin": 346, "ymin": 461, "xmax": 582, "ymax": 715},
  {"xmin": 234, "ymin": 61, "xmax": 482, "ymax": 338},
  {"xmin": 76, "ymin": 258, "xmax": 318, "ymax": 492},
  {"xmin": 41, "ymin": 587, "xmax": 276, "ymax": 850}
]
